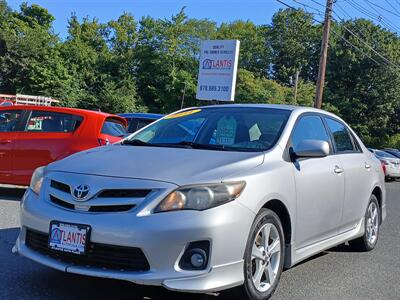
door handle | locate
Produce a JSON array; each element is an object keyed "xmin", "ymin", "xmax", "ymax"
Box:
[
  {"xmin": 334, "ymin": 165, "xmax": 344, "ymax": 174},
  {"xmin": 0, "ymin": 139, "xmax": 12, "ymax": 144},
  {"xmin": 365, "ymin": 163, "xmax": 371, "ymax": 170}
]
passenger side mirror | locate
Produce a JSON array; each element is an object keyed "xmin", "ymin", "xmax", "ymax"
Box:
[{"xmin": 293, "ymin": 140, "xmax": 330, "ymax": 158}]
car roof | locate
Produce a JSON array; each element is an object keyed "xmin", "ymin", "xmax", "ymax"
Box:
[
  {"xmin": 0, "ymin": 105, "xmax": 128, "ymax": 126},
  {"xmin": 0, "ymin": 105, "xmax": 119, "ymax": 117},
  {"xmin": 180, "ymin": 103, "xmax": 341, "ymax": 118},
  {"xmin": 118, "ymin": 113, "xmax": 164, "ymax": 119}
]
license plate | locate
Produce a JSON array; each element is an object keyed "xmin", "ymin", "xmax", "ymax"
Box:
[{"xmin": 48, "ymin": 221, "xmax": 91, "ymax": 255}]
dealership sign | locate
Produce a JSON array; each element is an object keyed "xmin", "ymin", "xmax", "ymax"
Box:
[{"xmin": 196, "ymin": 40, "xmax": 240, "ymax": 101}]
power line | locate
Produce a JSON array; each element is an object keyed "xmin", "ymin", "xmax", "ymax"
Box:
[
  {"xmin": 330, "ymin": 30, "xmax": 382, "ymax": 66},
  {"xmin": 385, "ymin": 0, "xmax": 400, "ymax": 15},
  {"xmin": 364, "ymin": 0, "xmax": 400, "ymax": 18},
  {"xmin": 337, "ymin": 22, "xmax": 400, "ymax": 70},
  {"xmin": 343, "ymin": 0, "xmax": 398, "ymax": 33},
  {"xmin": 275, "ymin": 0, "xmax": 400, "ymax": 71},
  {"xmin": 360, "ymin": 0, "xmax": 400, "ymax": 32}
]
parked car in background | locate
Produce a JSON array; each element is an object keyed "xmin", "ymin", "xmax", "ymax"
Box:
[
  {"xmin": 368, "ymin": 148, "xmax": 400, "ymax": 181},
  {"xmin": 0, "ymin": 106, "xmax": 127, "ymax": 186},
  {"xmin": 118, "ymin": 113, "xmax": 163, "ymax": 133},
  {"xmin": 15, "ymin": 105, "xmax": 386, "ymax": 300},
  {"xmin": 383, "ymin": 148, "xmax": 400, "ymax": 159}
]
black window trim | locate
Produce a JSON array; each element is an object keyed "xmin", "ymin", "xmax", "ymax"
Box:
[{"xmin": 323, "ymin": 116, "xmax": 362, "ymax": 155}]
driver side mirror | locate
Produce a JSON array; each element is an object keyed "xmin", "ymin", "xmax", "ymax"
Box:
[{"xmin": 293, "ymin": 139, "xmax": 330, "ymax": 158}]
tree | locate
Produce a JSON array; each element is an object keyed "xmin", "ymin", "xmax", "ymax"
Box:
[
  {"xmin": 0, "ymin": 2, "xmax": 72, "ymax": 102},
  {"xmin": 268, "ymin": 8, "xmax": 320, "ymax": 84},
  {"xmin": 326, "ymin": 19, "xmax": 400, "ymax": 145},
  {"xmin": 216, "ymin": 21, "xmax": 270, "ymax": 76}
]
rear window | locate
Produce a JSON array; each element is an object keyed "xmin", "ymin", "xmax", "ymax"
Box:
[
  {"xmin": 26, "ymin": 111, "xmax": 83, "ymax": 133},
  {"xmin": 101, "ymin": 118, "xmax": 127, "ymax": 137},
  {"xmin": 375, "ymin": 150, "xmax": 397, "ymax": 158}
]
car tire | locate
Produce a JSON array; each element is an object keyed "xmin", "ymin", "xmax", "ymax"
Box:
[
  {"xmin": 349, "ymin": 195, "xmax": 380, "ymax": 252},
  {"xmin": 239, "ymin": 208, "xmax": 285, "ymax": 300}
]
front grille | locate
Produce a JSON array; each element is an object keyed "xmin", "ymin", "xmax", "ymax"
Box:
[
  {"xmin": 50, "ymin": 195, "xmax": 74, "ymax": 210},
  {"xmin": 89, "ymin": 205, "xmax": 135, "ymax": 213},
  {"xmin": 25, "ymin": 229, "xmax": 150, "ymax": 272},
  {"xmin": 97, "ymin": 189, "xmax": 151, "ymax": 198},
  {"xmin": 49, "ymin": 195, "xmax": 135, "ymax": 212},
  {"xmin": 50, "ymin": 180, "xmax": 71, "ymax": 194}
]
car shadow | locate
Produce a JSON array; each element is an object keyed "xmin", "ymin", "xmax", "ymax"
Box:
[
  {"xmin": 0, "ymin": 187, "xmax": 26, "ymax": 201},
  {"xmin": 326, "ymin": 243, "xmax": 356, "ymax": 253}
]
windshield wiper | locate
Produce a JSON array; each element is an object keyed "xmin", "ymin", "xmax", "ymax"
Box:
[
  {"xmin": 168, "ymin": 141, "xmax": 229, "ymax": 151},
  {"xmin": 121, "ymin": 139, "xmax": 229, "ymax": 151},
  {"xmin": 121, "ymin": 139, "xmax": 152, "ymax": 146}
]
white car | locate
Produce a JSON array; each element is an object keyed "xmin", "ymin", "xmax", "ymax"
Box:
[
  {"xmin": 369, "ymin": 149, "xmax": 400, "ymax": 180},
  {"xmin": 14, "ymin": 105, "xmax": 386, "ymax": 299}
]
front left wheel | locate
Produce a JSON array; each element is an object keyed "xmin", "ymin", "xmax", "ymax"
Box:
[{"xmin": 241, "ymin": 208, "xmax": 285, "ymax": 300}]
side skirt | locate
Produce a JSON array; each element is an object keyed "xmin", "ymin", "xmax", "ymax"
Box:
[{"xmin": 289, "ymin": 218, "xmax": 364, "ymax": 268}]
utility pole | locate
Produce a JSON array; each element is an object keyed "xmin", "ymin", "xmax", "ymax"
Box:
[
  {"xmin": 294, "ymin": 70, "xmax": 300, "ymax": 103},
  {"xmin": 314, "ymin": 0, "xmax": 334, "ymax": 109},
  {"xmin": 180, "ymin": 81, "xmax": 187, "ymax": 110}
]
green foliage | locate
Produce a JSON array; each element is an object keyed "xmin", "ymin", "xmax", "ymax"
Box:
[
  {"xmin": 268, "ymin": 8, "xmax": 320, "ymax": 84},
  {"xmin": 386, "ymin": 134, "xmax": 400, "ymax": 149},
  {"xmin": 0, "ymin": 2, "xmax": 399, "ymax": 147},
  {"xmin": 326, "ymin": 19, "xmax": 400, "ymax": 144}
]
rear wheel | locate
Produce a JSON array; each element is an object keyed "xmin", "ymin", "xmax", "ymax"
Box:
[
  {"xmin": 350, "ymin": 195, "xmax": 380, "ymax": 252},
  {"xmin": 241, "ymin": 209, "xmax": 285, "ymax": 300}
]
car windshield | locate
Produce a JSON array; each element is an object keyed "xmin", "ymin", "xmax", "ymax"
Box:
[{"xmin": 126, "ymin": 107, "xmax": 291, "ymax": 152}]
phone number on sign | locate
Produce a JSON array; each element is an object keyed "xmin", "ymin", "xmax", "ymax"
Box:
[{"xmin": 199, "ymin": 85, "xmax": 230, "ymax": 92}]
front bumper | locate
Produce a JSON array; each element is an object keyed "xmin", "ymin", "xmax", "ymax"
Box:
[{"xmin": 14, "ymin": 189, "xmax": 255, "ymax": 293}]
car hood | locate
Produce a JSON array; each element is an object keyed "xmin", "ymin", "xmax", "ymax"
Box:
[{"xmin": 47, "ymin": 145, "xmax": 265, "ymax": 186}]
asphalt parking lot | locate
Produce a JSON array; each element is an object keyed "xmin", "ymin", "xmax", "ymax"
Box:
[{"xmin": 0, "ymin": 183, "xmax": 399, "ymax": 300}]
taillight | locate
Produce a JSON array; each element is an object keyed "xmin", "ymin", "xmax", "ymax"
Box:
[
  {"xmin": 98, "ymin": 138, "xmax": 110, "ymax": 146},
  {"xmin": 381, "ymin": 162, "xmax": 386, "ymax": 175}
]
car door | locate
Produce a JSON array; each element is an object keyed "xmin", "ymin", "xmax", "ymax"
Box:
[
  {"xmin": 324, "ymin": 117, "xmax": 372, "ymax": 232},
  {"xmin": 13, "ymin": 110, "xmax": 82, "ymax": 185},
  {"xmin": 0, "ymin": 109, "xmax": 24, "ymax": 184},
  {"xmin": 290, "ymin": 114, "xmax": 345, "ymax": 249}
]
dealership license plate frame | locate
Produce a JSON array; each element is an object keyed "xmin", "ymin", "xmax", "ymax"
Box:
[{"xmin": 48, "ymin": 221, "xmax": 91, "ymax": 255}]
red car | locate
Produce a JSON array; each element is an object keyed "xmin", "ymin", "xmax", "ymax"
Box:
[{"xmin": 0, "ymin": 105, "xmax": 127, "ymax": 186}]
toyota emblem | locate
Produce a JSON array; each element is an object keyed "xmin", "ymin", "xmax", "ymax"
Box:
[{"xmin": 72, "ymin": 184, "xmax": 90, "ymax": 201}]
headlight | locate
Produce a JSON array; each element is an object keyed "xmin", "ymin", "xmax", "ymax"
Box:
[
  {"xmin": 30, "ymin": 166, "xmax": 46, "ymax": 195},
  {"xmin": 155, "ymin": 181, "xmax": 246, "ymax": 213}
]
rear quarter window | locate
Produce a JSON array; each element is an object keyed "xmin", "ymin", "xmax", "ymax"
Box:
[{"xmin": 101, "ymin": 118, "xmax": 127, "ymax": 137}]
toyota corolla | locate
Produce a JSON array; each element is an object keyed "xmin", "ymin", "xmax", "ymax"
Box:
[{"xmin": 14, "ymin": 104, "xmax": 386, "ymax": 299}]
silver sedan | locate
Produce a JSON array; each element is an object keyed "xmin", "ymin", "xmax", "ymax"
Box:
[{"xmin": 14, "ymin": 104, "xmax": 386, "ymax": 300}]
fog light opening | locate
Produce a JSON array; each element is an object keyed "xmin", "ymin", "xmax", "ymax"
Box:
[
  {"xmin": 190, "ymin": 249, "xmax": 206, "ymax": 269},
  {"xmin": 179, "ymin": 240, "xmax": 210, "ymax": 271}
]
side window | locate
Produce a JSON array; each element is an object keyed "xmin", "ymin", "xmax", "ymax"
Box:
[
  {"xmin": 101, "ymin": 118, "xmax": 127, "ymax": 137},
  {"xmin": 0, "ymin": 110, "xmax": 23, "ymax": 132},
  {"xmin": 291, "ymin": 115, "xmax": 331, "ymax": 150},
  {"xmin": 26, "ymin": 111, "xmax": 83, "ymax": 133},
  {"xmin": 325, "ymin": 118, "xmax": 355, "ymax": 153},
  {"xmin": 127, "ymin": 119, "xmax": 139, "ymax": 133},
  {"xmin": 136, "ymin": 119, "xmax": 154, "ymax": 131}
]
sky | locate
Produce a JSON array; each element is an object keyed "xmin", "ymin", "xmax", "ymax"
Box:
[{"xmin": 7, "ymin": 0, "xmax": 400, "ymax": 39}]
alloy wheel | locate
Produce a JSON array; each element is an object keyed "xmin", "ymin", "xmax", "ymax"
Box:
[{"xmin": 251, "ymin": 223, "xmax": 281, "ymax": 292}]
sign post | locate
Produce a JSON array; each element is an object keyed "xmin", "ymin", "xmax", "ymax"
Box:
[{"xmin": 196, "ymin": 40, "xmax": 240, "ymax": 102}]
